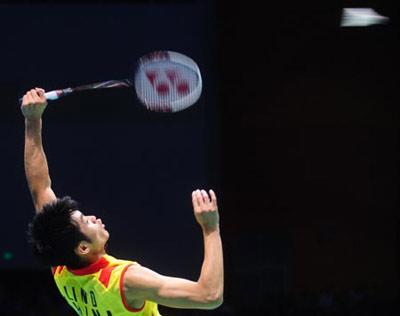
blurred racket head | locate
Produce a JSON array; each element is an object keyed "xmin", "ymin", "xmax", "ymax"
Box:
[{"xmin": 134, "ymin": 51, "xmax": 202, "ymax": 112}]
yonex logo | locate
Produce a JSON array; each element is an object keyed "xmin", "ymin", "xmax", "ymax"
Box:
[{"xmin": 145, "ymin": 69, "xmax": 190, "ymax": 97}]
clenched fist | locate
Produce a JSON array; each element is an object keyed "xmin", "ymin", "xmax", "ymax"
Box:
[{"xmin": 21, "ymin": 88, "xmax": 47, "ymax": 120}]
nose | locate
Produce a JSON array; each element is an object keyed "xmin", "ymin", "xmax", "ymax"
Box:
[{"xmin": 93, "ymin": 216, "xmax": 102, "ymax": 224}]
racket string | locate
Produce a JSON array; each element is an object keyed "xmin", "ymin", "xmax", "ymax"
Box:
[{"xmin": 135, "ymin": 62, "xmax": 200, "ymax": 112}]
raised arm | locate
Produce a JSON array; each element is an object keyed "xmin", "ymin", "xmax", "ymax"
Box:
[
  {"xmin": 21, "ymin": 88, "xmax": 57, "ymax": 213},
  {"xmin": 123, "ymin": 189, "xmax": 224, "ymax": 310}
]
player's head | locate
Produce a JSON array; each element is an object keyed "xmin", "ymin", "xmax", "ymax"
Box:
[{"xmin": 28, "ymin": 196, "xmax": 109, "ymax": 269}]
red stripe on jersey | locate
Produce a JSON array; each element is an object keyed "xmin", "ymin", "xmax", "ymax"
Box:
[
  {"xmin": 68, "ymin": 256, "xmax": 110, "ymax": 275},
  {"xmin": 98, "ymin": 265, "xmax": 117, "ymax": 288},
  {"xmin": 52, "ymin": 266, "xmax": 65, "ymax": 275},
  {"xmin": 120, "ymin": 264, "xmax": 145, "ymax": 312}
]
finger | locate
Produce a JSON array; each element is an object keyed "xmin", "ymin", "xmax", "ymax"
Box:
[
  {"xmin": 192, "ymin": 190, "xmax": 201, "ymax": 209},
  {"xmin": 21, "ymin": 95, "xmax": 28, "ymax": 106},
  {"xmin": 26, "ymin": 92, "xmax": 34, "ymax": 104},
  {"xmin": 201, "ymin": 189, "xmax": 210, "ymax": 204},
  {"xmin": 36, "ymin": 88, "xmax": 46, "ymax": 98},
  {"xmin": 209, "ymin": 189, "xmax": 217, "ymax": 207},
  {"xmin": 195, "ymin": 189, "xmax": 204, "ymax": 207},
  {"xmin": 27, "ymin": 90, "xmax": 36, "ymax": 99},
  {"xmin": 192, "ymin": 190, "xmax": 199, "ymax": 206},
  {"xmin": 31, "ymin": 89, "xmax": 42, "ymax": 102}
]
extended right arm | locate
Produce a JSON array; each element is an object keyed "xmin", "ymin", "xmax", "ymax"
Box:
[
  {"xmin": 123, "ymin": 189, "xmax": 224, "ymax": 310},
  {"xmin": 22, "ymin": 88, "xmax": 57, "ymax": 212}
]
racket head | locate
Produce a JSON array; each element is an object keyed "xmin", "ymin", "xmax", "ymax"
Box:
[{"xmin": 134, "ymin": 51, "xmax": 202, "ymax": 112}]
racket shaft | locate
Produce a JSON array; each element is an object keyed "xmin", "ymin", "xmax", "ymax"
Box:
[
  {"xmin": 74, "ymin": 80, "xmax": 132, "ymax": 91},
  {"xmin": 18, "ymin": 79, "xmax": 131, "ymax": 103}
]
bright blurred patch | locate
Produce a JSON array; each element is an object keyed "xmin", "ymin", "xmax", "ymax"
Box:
[{"xmin": 340, "ymin": 8, "xmax": 389, "ymax": 27}]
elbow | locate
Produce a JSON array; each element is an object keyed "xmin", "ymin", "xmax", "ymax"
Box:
[
  {"xmin": 211, "ymin": 295, "xmax": 224, "ymax": 309},
  {"xmin": 204, "ymin": 291, "xmax": 224, "ymax": 310}
]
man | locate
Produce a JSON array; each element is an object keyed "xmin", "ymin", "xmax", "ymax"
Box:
[{"xmin": 22, "ymin": 88, "xmax": 224, "ymax": 316}]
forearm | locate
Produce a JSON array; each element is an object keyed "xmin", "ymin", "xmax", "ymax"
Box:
[
  {"xmin": 197, "ymin": 227, "xmax": 224, "ymax": 304},
  {"xmin": 24, "ymin": 118, "xmax": 52, "ymax": 199}
]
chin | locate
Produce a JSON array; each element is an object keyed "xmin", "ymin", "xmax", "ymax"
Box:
[{"xmin": 103, "ymin": 231, "xmax": 110, "ymax": 244}]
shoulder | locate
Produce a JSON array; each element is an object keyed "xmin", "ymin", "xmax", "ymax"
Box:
[
  {"xmin": 120, "ymin": 264, "xmax": 151, "ymax": 309},
  {"xmin": 122, "ymin": 263, "xmax": 147, "ymax": 289},
  {"xmin": 122, "ymin": 263, "xmax": 165, "ymax": 295}
]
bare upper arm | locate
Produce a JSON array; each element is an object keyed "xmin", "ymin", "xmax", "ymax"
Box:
[
  {"xmin": 32, "ymin": 187, "xmax": 57, "ymax": 213},
  {"xmin": 122, "ymin": 264, "xmax": 221, "ymax": 310}
]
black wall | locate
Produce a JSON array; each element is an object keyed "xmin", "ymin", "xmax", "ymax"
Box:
[{"xmin": 217, "ymin": 0, "xmax": 399, "ymax": 310}]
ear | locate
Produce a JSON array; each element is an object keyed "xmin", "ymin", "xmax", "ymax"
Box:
[{"xmin": 75, "ymin": 241, "xmax": 91, "ymax": 256}]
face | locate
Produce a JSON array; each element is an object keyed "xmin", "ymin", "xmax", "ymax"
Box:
[{"xmin": 71, "ymin": 210, "xmax": 110, "ymax": 256}]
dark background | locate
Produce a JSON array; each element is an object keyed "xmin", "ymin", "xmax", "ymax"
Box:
[{"xmin": 0, "ymin": 0, "xmax": 399, "ymax": 315}]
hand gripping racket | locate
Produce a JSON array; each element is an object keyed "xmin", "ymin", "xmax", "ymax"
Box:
[{"xmin": 19, "ymin": 51, "xmax": 203, "ymax": 113}]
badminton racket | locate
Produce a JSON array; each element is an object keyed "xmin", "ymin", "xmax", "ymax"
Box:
[{"xmin": 19, "ymin": 51, "xmax": 202, "ymax": 113}]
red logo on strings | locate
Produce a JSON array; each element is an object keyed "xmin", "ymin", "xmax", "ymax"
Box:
[{"xmin": 145, "ymin": 69, "xmax": 190, "ymax": 96}]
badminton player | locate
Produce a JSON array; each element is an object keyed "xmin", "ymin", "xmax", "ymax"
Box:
[{"xmin": 21, "ymin": 88, "xmax": 223, "ymax": 316}]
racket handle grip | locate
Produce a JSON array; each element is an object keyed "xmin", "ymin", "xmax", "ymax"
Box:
[
  {"xmin": 19, "ymin": 88, "xmax": 73, "ymax": 103},
  {"xmin": 45, "ymin": 90, "xmax": 62, "ymax": 100},
  {"xmin": 44, "ymin": 88, "xmax": 73, "ymax": 100}
]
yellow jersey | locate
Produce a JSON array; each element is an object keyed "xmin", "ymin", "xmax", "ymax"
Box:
[{"xmin": 52, "ymin": 254, "xmax": 161, "ymax": 316}]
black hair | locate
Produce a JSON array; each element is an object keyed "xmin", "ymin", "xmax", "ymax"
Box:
[{"xmin": 28, "ymin": 196, "xmax": 90, "ymax": 269}]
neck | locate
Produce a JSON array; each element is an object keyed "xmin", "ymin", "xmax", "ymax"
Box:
[
  {"xmin": 85, "ymin": 250, "xmax": 106, "ymax": 265},
  {"xmin": 68, "ymin": 254, "xmax": 110, "ymax": 275}
]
